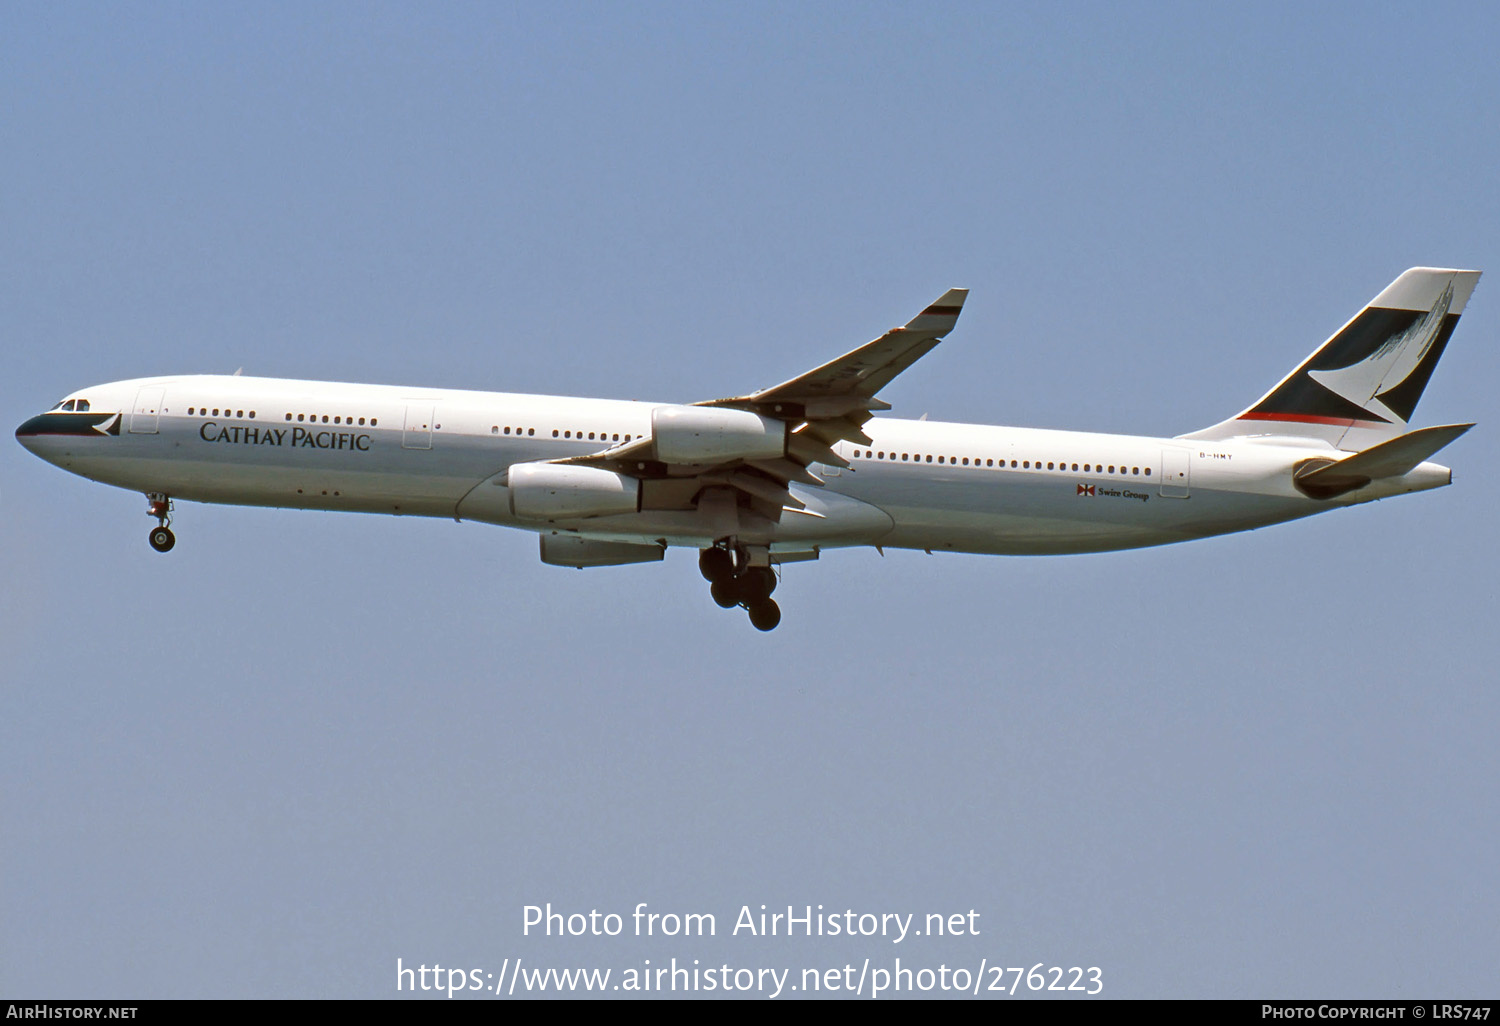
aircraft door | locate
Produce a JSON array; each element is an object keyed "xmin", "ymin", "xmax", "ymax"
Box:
[
  {"xmin": 1160, "ymin": 447, "xmax": 1190, "ymax": 498},
  {"xmin": 402, "ymin": 402, "xmax": 435, "ymax": 449},
  {"xmin": 129, "ymin": 386, "xmax": 165, "ymax": 434}
]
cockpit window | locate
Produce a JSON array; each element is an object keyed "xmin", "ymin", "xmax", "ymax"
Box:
[
  {"xmin": 75, "ymin": 399, "xmax": 90, "ymax": 412},
  {"xmin": 50, "ymin": 400, "xmax": 69, "ymax": 411}
]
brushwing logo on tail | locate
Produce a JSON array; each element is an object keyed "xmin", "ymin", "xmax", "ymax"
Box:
[
  {"xmin": 1306, "ymin": 281, "xmax": 1453, "ymax": 426},
  {"xmin": 1238, "ymin": 276, "xmax": 1463, "ymax": 429}
]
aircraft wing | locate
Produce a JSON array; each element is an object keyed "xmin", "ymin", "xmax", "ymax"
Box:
[
  {"xmin": 724, "ymin": 287, "xmax": 970, "ymax": 414},
  {"xmin": 549, "ymin": 288, "xmax": 968, "ymax": 519}
]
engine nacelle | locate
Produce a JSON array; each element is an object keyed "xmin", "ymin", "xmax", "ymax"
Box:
[
  {"xmin": 508, "ymin": 463, "xmax": 640, "ymax": 520},
  {"xmin": 540, "ymin": 534, "xmax": 665, "ymax": 568},
  {"xmin": 652, "ymin": 405, "xmax": 787, "ymax": 463}
]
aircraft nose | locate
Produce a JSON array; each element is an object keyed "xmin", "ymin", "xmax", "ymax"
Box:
[{"xmin": 15, "ymin": 414, "xmax": 47, "ymax": 454}]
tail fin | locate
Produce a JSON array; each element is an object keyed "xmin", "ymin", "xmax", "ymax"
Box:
[{"xmin": 1183, "ymin": 267, "xmax": 1481, "ymax": 450}]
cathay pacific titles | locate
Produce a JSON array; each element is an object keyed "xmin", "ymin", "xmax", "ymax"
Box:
[{"xmin": 197, "ymin": 422, "xmax": 371, "ymax": 450}]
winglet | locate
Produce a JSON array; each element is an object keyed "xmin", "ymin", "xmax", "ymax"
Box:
[{"xmin": 902, "ymin": 288, "xmax": 969, "ymax": 334}]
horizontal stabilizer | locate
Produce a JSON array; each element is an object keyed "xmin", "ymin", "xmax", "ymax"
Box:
[{"xmin": 1294, "ymin": 423, "xmax": 1472, "ymax": 498}]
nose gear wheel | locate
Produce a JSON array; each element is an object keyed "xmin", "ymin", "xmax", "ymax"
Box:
[{"xmin": 145, "ymin": 493, "xmax": 175, "ymax": 553}]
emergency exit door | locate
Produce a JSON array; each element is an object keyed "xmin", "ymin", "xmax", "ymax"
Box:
[
  {"xmin": 403, "ymin": 403, "xmax": 435, "ymax": 449},
  {"xmin": 130, "ymin": 386, "xmax": 165, "ymax": 434},
  {"xmin": 1160, "ymin": 448, "xmax": 1190, "ymax": 498}
]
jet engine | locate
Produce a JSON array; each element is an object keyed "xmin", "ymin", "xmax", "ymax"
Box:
[
  {"xmin": 651, "ymin": 405, "xmax": 787, "ymax": 463},
  {"xmin": 508, "ymin": 463, "xmax": 640, "ymax": 519},
  {"xmin": 540, "ymin": 534, "xmax": 664, "ymax": 568}
]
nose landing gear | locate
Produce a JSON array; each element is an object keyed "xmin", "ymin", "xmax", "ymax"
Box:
[
  {"xmin": 699, "ymin": 544, "xmax": 781, "ymax": 631},
  {"xmin": 146, "ymin": 493, "xmax": 175, "ymax": 552}
]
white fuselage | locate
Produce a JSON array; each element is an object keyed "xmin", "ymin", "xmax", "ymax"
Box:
[{"xmin": 18, "ymin": 374, "xmax": 1453, "ymax": 558}]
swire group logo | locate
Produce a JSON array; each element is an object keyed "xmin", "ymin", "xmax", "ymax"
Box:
[{"xmin": 1077, "ymin": 484, "xmax": 1095, "ymax": 497}]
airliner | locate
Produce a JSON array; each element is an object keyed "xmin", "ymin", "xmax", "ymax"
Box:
[{"xmin": 16, "ymin": 267, "xmax": 1479, "ymax": 630}]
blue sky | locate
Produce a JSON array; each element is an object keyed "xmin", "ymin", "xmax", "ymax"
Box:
[{"xmin": 4, "ymin": 1, "xmax": 1498, "ymax": 998}]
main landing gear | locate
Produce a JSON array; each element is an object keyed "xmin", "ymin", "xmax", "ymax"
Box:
[
  {"xmin": 146, "ymin": 493, "xmax": 175, "ymax": 552},
  {"xmin": 699, "ymin": 545, "xmax": 781, "ymax": 631}
]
